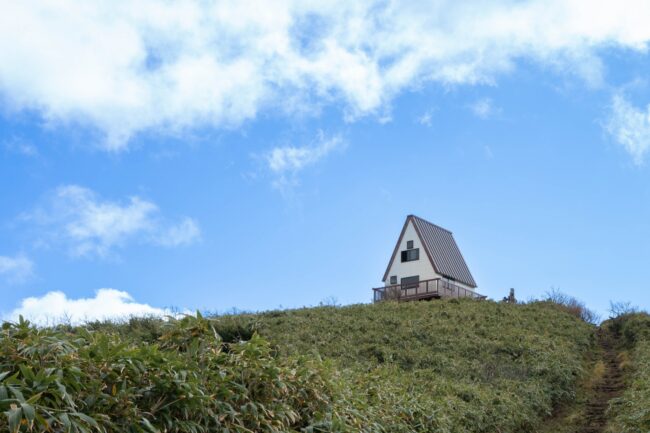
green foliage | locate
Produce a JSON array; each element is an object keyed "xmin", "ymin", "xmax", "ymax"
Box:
[
  {"xmin": 605, "ymin": 312, "xmax": 650, "ymax": 433},
  {"xmin": 0, "ymin": 315, "xmax": 347, "ymax": 432},
  {"xmin": 219, "ymin": 299, "xmax": 594, "ymax": 433},
  {"xmin": 1, "ymin": 300, "xmax": 594, "ymax": 432}
]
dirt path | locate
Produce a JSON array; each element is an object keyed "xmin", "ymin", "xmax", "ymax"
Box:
[
  {"xmin": 578, "ymin": 328, "xmax": 625, "ymax": 433},
  {"xmin": 539, "ymin": 326, "xmax": 627, "ymax": 433}
]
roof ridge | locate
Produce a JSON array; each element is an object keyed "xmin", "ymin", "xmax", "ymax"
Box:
[{"xmin": 409, "ymin": 214, "xmax": 452, "ymax": 234}]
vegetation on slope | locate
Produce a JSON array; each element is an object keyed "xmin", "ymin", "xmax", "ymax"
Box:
[
  {"xmin": 0, "ymin": 314, "xmax": 352, "ymax": 432},
  {"xmin": 605, "ymin": 311, "xmax": 650, "ymax": 433},
  {"xmin": 219, "ymin": 299, "xmax": 595, "ymax": 432},
  {"xmin": 1, "ymin": 299, "xmax": 594, "ymax": 433}
]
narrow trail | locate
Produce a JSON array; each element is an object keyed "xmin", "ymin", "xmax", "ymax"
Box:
[{"xmin": 578, "ymin": 328, "xmax": 625, "ymax": 433}]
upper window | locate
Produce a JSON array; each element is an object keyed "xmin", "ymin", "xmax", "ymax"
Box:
[
  {"xmin": 401, "ymin": 248, "xmax": 419, "ymax": 262},
  {"xmin": 406, "ymin": 240, "xmax": 414, "ymax": 249},
  {"xmin": 390, "ymin": 275, "xmax": 397, "ymax": 285}
]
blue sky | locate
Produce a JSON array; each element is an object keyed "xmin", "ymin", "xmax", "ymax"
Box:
[{"xmin": 2, "ymin": 1, "xmax": 650, "ymax": 322}]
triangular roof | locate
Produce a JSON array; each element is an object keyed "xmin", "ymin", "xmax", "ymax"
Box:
[{"xmin": 382, "ymin": 215, "xmax": 477, "ymax": 288}]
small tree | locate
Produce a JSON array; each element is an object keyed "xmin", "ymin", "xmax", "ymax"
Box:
[
  {"xmin": 544, "ymin": 288, "xmax": 600, "ymax": 324},
  {"xmin": 608, "ymin": 301, "xmax": 639, "ymax": 319}
]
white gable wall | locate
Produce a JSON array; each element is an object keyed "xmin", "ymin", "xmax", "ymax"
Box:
[{"xmin": 384, "ymin": 220, "xmax": 440, "ymax": 286}]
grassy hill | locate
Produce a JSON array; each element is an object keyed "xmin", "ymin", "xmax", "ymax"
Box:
[
  {"xmin": 604, "ymin": 312, "xmax": 650, "ymax": 432},
  {"xmin": 1, "ymin": 299, "xmax": 595, "ymax": 432},
  {"xmin": 219, "ymin": 299, "xmax": 595, "ymax": 432}
]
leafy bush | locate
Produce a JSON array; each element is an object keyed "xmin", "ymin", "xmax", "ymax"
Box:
[
  {"xmin": 0, "ymin": 314, "xmax": 351, "ymax": 433},
  {"xmin": 1, "ymin": 300, "xmax": 594, "ymax": 433}
]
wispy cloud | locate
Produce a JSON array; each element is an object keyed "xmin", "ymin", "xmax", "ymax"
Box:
[
  {"xmin": 469, "ymin": 98, "xmax": 499, "ymax": 119},
  {"xmin": 417, "ymin": 109, "xmax": 435, "ymax": 127},
  {"xmin": 4, "ymin": 289, "xmax": 177, "ymax": 325},
  {"xmin": 2, "ymin": 1, "xmax": 650, "ymax": 149},
  {"xmin": 605, "ymin": 94, "xmax": 650, "ymax": 164},
  {"xmin": 2, "ymin": 137, "xmax": 38, "ymax": 157},
  {"xmin": 26, "ymin": 185, "xmax": 200, "ymax": 257},
  {"xmin": 267, "ymin": 133, "xmax": 344, "ymax": 173},
  {"xmin": 154, "ymin": 217, "xmax": 201, "ymax": 247},
  {"xmin": 484, "ymin": 145, "xmax": 495, "ymax": 160},
  {"xmin": 0, "ymin": 254, "xmax": 33, "ymax": 282},
  {"xmin": 264, "ymin": 132, "xmax": 345, "ymax": 191}
]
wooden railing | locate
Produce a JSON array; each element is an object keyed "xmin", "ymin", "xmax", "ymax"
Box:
[{"xmin": 372, "ymin": 278, "xmax": 486, "ymax": 302}]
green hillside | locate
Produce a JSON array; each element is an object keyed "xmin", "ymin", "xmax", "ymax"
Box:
[
  {"xmin": 604, "ymin": 312, "xmax": 650, "ymax": 432},
  {"xmin": 1, "ymin": 299, "xmax": 594, "ymax": 432},
  {"xmin": 219, "ymin": 299, "xmax": 595, "ymax": 431}
]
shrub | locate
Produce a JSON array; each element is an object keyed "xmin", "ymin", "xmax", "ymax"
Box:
[
  {"xmin": 0, "ymin": 315, "xmax": 350, "ymax": 432},
  {"xmin": 543, "ymin": 289, "xmax": 600, "ymax": 324},
  {"xmin": 1, "ymin": 300, "xmax": 594, "ymax": 433},
  {"xmin": 608, "ymin": 301, "xmax": 640, "ymax": 319}
]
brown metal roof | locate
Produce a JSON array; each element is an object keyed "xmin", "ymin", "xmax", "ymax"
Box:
[{"xmin": 382, "ymin": 215, "xmax": 477, "ymax": 288}]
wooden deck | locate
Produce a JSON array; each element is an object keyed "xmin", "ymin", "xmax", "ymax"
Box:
[{"xmin": 373, "ymin": 278, "xmax": 486, "ymax": 302}]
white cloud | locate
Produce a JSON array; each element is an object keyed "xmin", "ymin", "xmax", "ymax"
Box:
[
  {"xmin": 417, "ymin": 110, "xmax": 434, "ymax": 127},
  {"xmin": 2, "ymin": 1, "xmax": 650, "ymax": 149},
  {"xmin": 266, "ymin": 132, "xmax": 344, "ymax": 174},
  {"xmin": 264, "ymin": 132, "xmax": 345, "ymax": 193},
  {"xmin": 605, "ymin": 94, "xmax": 650, "ymax": 164},
  {"xmin": 2, "ymin": 137, "xmax": 38, "ymax": 157},
  {"xmin": 27, "ymin": 185, "xmax": 200, "ymax": 257},
  {"xmin": 4, "ymin": 289, "xmax": 175, "ymax": 325},
  {"xmin": 0, "ymin": 254, "xmax": 34, "ymax": 282},
  {"xmin": 470, "ymin": 98, "xmax": 499, "ymax": 119},
  {"xmin": 154, "ymin": 217, "xmax": 201, "ymax": 247}
]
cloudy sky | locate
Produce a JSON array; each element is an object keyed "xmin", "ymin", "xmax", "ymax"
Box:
[{"xmin": 2, "ymin": 0, "xmax": 650, "ymax": 323}]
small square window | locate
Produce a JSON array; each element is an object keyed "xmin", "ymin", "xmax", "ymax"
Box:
[
  {"xmin": 390, "ymin": 276, "xmax": 397, "ymax": 285},
  {"xmin": 406, "ymin": 240, "xmax": 414, "ymax": 249}
]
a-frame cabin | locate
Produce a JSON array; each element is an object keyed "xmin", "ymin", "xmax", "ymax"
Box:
[{"xmin": 373, "ymin": 215, "xmax": 485, "ymax": 302}]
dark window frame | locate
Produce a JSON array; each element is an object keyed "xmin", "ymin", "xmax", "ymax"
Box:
[
  {"xmin": 406, "ymin": 240, "xmax": 414, "ymax": 249},
  {"xmin": 401, "ymin": 275, "xmax": 420, "ymax": 288},
  {"xmin": 401, "ymin": 248, "xmax": 419, "ymax": 262},
  {"xmin": 389, "ymin": 275, "xmax": 397, "ymax": 285}
]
